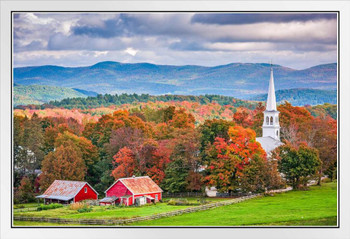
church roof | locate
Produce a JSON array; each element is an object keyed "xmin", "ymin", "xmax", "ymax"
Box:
[
  {"xmin": 266, "ymin": 67, "xmax": 277, "ymax": 111},
  {"xmin": 256, "ymin": 136, "xmax": 283, "ymax": 155}
]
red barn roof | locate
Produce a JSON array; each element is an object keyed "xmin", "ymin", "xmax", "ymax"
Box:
[
  {"xmin": 36, "ymin": 180, "xmax": 98, "ymax": 201},
  {"xmin": 106, "ymin": 176, "xmax": 163, "ymax": 195}
]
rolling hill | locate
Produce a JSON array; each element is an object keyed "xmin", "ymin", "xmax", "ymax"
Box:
[
  {"xmin": 250, "ymin": 88, "xmax": 337, "ymax": 106},
  {"xmin": 13, "ymin": 85, "xmax": 98, "ymax": 106},
  {"xmin": 13, "ymin": 62, "xmax": 337, "ymax": 99}
]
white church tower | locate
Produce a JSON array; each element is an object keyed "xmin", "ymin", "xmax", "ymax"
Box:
[
  {"xmin": 262, "ymin": 66, "xmax": 280, "ymax": 140},
  {"xmin": 256, "ymin": 64, "xmax": 283, "ymax": 155}
]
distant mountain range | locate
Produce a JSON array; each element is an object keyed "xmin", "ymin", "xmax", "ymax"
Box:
[
  {"xmin": 13, "ymin": 84, "xmax": 97, "ymax": 106},
  {"xmin": 250, "ymin": 88, "xmax": 337, "ymax": 106},
  {"xmin": 13, "ymin": 61, "xmax": 337, "ymax": 99}
]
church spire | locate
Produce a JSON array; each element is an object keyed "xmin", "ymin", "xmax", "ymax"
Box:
[
  {"xmin": 266, "ymin": 64, "xmax": 277, "ymax": 111},
  {"xmin": 261, "ymin": 63, "xmax": 280, "ymax": 141}
]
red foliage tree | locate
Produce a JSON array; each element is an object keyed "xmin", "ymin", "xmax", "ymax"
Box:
[{"xmin": 111, "ymin": 147, "xmax": 136, "ymax": 179}]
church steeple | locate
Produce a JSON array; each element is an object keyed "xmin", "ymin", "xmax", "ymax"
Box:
[
  {"xmin": 266, "ymin": 67, "xmax": 277, "ymax": 111},
  {"xmin": 262, "ymin": 63, "xmax": 280, "ymax": 140}
]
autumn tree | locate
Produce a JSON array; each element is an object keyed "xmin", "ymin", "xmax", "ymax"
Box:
[
  {"xmin": 54, "ymin": 131, "xmax": 99, "ymax": 185},
  {"xmin": 14, "ymin": 176, "xmax": 36, "ymax": 203},
  {"xmin": 111, "ymin": 147, "xmax": 136, "ymax": 179},
  {"xmin": 309, "ymin": 117, "xmax": 337, "ymax": 184},
  {"xmin": 199, "ymin": 119, "xmax": 235, "ymax": 164},
  {"xmin": 239, "ymin": 157, "xmax": 284, "ymax": 193},
  {"xmin": 274, "ymin": 143, "xmax": 321, "ymax": 189},
  {"xmin": 251, "ymin": 102, "xmax": 265, "ymax": 137},
  {"xmin": 162, "ymin": 128, "xmax": 202, "ymax": 192},
  {"xmin": 13, "ymin": 114, "xmax": 44, "ymax": 187},
  {"xmin": 204, "ymin": 126, "xmax": 267, "ymax": 193},
  {"xmin": 111, "ymin": 139, "xmax": 171, "ymax": 185},
  {"xmin": 277, "ymin": 102, "xmax": 314, "ymax": 145},
  {"xmin": 232, "ymin": 107, "xmax": 254, "ymax": 128},
  {"xmin": 169, "ymin": 108, "xmax": 195, "ymax": 129},
  {"xmin": 40, "ymin": 144, "xmax": 86, "ymax": 191}
]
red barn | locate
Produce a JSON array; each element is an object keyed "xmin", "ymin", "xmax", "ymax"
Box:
[
  {"xmin": 100, "ymin": 176, "xmax": 163, "ymax": 206},
  {"xmin": 36, "ymin": 180, "xmax": 98, "ymax": 204}
]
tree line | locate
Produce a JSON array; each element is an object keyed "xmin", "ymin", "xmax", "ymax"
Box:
[{"xmin": 16, "ymin": 93, "xmax": 256, "ymax": 110}]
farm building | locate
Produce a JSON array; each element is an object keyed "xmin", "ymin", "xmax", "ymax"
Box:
[
  {"xmin": 100, "ymin": 176, "xmax": 163, "ymax": 206},
  {"xmin": 36, "ymin": 180, "xmax": 98, "ymax": 204}
]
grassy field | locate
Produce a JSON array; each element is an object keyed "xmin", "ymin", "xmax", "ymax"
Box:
[{"xmin": 131, "ymin": 182, "xmax": 337, "ymax": 226}]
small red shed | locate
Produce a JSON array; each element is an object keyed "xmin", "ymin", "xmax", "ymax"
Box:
[
  {"xmin": 36, "ymin": 180, "xmax": 98, "ymax": 204},
  {"xmin": 100, "ymin": 176, "xmax": 163, "ymax": 206}
]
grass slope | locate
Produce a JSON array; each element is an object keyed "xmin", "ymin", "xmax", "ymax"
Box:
[{"xmin": 131, "ymin": 182, "xmax": 337, "ymax": 226}]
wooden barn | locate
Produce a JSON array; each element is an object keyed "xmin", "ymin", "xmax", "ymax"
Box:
[
  {"xmin": 100, "ymin": 176, "xmax": 162, "ymax": 206},
  {"xmin": 36, "ymin": 180, "xmax": 98, "ymax": 204}
]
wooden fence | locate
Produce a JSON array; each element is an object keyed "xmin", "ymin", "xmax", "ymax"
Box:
[
  {"xmin": 14, "ymin": 194, "xmax": 261, "ymax": 226},
  {"xmin": 163, "ymin": 191, "xmax": 256, "ymax": 198},
  {"xmin": 163, "ymin": 192, "xmax": 206, "ymax": 198}
]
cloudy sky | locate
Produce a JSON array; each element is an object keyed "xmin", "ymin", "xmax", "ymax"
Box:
[{"xmin": 13, "ymin": 12, "xmax": 337, "ymax": 69}]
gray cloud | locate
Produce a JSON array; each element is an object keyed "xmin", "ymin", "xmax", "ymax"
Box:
[
  {"xmin": 191, "ymin": 13, "xmax": 337, "ymax": 25},
  {"xmin": 12, "ymin": 13, "xmax": 337, "ymax": 69}
]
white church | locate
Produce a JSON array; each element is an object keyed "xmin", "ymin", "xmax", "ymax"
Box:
[
  {"xmin": 256, "ymin": 66, "xmax": 283, "ymax": 155},
  {"xmin": 205, "ymin": 66, "xmax": 283, "ymax": 197}
]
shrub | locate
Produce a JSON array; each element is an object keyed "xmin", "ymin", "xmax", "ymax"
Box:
[
  {"xmin": 37, "ymin": 203, "xmax": 63, "ymax": 211},
  {"xmin": 77, "ymin": 206, "xmax": 92, "ymax": 213},
  {"xmin": 69, "ymin": 202, "xmax": 92, "ymax": 213},
  {"xmin": 69, "ymin": 202, "xmax": 85, "ymax": 210}
]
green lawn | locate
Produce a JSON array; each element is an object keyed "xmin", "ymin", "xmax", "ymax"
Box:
[{"xmin": 131, "ymin": 182, "xmax": 337, "ymax": 226}]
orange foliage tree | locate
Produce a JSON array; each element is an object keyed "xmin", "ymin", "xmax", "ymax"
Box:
[
  {"xmin": 40, "ymin": 144, "xmax": 86, "ymax": 191},
  {"xmin": 204, "ymin": 126, "xmax": 272, "ymax": 192}
]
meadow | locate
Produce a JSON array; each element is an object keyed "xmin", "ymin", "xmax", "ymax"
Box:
[{"xmin": 131, "ymin": 182, "xmax": 337, "ymax": 226}]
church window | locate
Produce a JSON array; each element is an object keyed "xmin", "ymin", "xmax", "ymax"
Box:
[
  {"xmin": 270, "ymin": 116, "xmax": 273, "ymax": 124},
  {"xmin": 266, "ymin": 116, "xmax": 269, "ymax": 125},
  {"xmin": 276, "ymin": 130, "xmax": 279, "ymax": 136}
]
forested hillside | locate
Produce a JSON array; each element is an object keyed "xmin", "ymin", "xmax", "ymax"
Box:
[
  {"xmin": 43, "ymin": 94, "xmax": 256, "ymax": 110},
  {"xmin": 251, "ymin": 88, "xmax": 336, "ymax": 106},
  {"xmin": 14, "ymin": 85, "xmax": 95, "ymax": 106}
]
